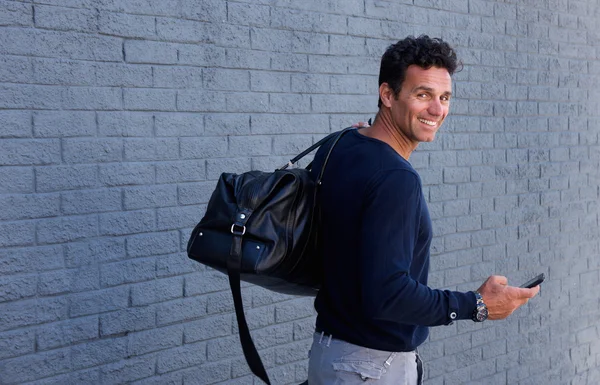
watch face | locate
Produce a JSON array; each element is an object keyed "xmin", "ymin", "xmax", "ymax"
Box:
[{"xmin": 476, "ymin": 308, "xmax": 489, "ymax": 322}]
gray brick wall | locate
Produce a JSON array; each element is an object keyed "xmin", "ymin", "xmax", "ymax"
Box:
[{"xmin": 0, "ymin": 0, "xmax": 599, "ymax": 384}]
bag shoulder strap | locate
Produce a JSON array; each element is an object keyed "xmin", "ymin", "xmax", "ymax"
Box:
[
  {"xmin": 278, "ymin": 127, "xmax": 354, "ymax": 171},
  {"xmin": 229, "ymin": 127, "xmax": 355, "ymax": 385}
]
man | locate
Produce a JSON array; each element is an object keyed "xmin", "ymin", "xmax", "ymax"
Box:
[{"xmin": 307, "ymin": 35, "xmax": 540, "ymax": 384}]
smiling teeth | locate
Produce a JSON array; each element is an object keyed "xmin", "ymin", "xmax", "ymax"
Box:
[{"xmin": 419, "ymin": 119, "xmax": 436, "ymax": 126}]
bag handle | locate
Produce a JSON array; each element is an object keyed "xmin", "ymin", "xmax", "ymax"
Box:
[{"xmin": 229, "ymin": 127, "xmax": 355, "ymax": 385}]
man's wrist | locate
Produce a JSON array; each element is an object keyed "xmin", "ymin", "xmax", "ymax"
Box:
[{"xmin": 472, "ymin": 291, "xmax": 488, "ymax": 322}]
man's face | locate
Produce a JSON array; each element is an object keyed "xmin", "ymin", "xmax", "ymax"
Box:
[{"xmin": 384, "ymin": 65, "xmax": 452, "ymax": 144}]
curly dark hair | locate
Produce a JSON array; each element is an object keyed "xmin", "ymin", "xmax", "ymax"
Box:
[{"xmin": 377, "ymin": 35, "xmax": 461, "ymax": 108}]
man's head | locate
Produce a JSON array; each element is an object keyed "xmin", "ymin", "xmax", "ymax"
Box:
[
  {"xmin": 375, "ymin": 35, "xmax": 460, "ymax": 146},
  {"xmin": 377, "ymin": 35, "xmax": 460, "ymax": 108}
]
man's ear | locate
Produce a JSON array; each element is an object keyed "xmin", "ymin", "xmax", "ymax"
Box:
[{"xmin": 379, "ymin": 82, "xmax": 395, "ymax": 108}]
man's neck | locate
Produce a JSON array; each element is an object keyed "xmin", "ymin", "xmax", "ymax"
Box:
[{"xmin": 359, "ymin": 111, "xmax": 417, "ymax": 160}]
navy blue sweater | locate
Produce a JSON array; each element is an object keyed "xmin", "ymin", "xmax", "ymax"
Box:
[{"xmin": 311, "ymin": 129, "xmax": 476, "ymax": 352}]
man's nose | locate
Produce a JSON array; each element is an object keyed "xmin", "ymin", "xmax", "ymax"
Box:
[{"xmin": 428, "ymin": 99, "xmax": 444, "ymax": 116}]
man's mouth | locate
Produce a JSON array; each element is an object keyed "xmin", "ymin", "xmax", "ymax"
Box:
[{"xmin": 418, "ymin": 118, "xmax": 437, "ymax": 126}]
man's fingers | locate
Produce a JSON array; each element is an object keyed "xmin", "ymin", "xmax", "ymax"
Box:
[
  {"xmin": 491, "ymin": 275, "xmax": 508, "ymax": 286},
  {"xmin": 523, "ymin": 285, "xmax": 540, "ymax": 298}
]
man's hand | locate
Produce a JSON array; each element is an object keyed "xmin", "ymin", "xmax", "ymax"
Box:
[
  {"xmin": 476, "ymin": 275, "xmax": 540, "ymax": 320},
  {"xmin": 351, "ymin": 121, "xmax": 371, "ymax": 128}
]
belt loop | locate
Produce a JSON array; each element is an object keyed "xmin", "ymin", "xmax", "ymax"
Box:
[
  {"xmin": 326, "ymin": 334, "xmax": 332, "ymax": 347},
  {"xmin": 318, "ymin": 331, "xmax": 324, "ymax": 344}
]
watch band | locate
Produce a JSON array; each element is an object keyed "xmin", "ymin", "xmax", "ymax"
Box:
[{"xmin": 472, "ymin": 291, "xmax": 488, "ymax": 322}]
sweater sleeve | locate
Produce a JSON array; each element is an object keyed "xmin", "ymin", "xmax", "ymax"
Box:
[{"xmin": 359, "ymin": 169, "xmax": 476, "ymax": 326}]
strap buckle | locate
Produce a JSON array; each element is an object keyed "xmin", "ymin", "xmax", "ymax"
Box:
[{"xmin": 231, "ymin": 224, "xmax": 246, "ymax": 235}]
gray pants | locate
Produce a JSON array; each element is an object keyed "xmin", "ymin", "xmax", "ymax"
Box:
[{"xmin": 307, "ymin": 332, "xmax": 423, "ymax": 385}]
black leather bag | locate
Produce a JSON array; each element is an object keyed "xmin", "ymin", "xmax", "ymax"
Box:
[{"xmin": 187, "ymin": 128, "xmax": 353, "ymax": 384}]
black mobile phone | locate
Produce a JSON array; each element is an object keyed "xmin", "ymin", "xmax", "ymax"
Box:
[{"xmin": 519, "ymin": 273, "xmax": 545, "ymax": 288}]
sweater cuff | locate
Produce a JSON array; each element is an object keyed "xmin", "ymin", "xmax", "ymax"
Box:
[{"xmin": 447, "ymin": 291, "xmax": 477, "ymax": 324}]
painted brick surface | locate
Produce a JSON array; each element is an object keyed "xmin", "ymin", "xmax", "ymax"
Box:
[{"xmin": 0, "ymin": 0, "xmax": 599, "ymax": 384}]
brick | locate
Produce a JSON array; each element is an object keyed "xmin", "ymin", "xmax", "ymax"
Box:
[
  {"xmin": 0, "ymin": 1, "xmax": 32, "ymax": 26},
  {"xmin": 0, "ymin": 348, "xmax": 71, "ymax": 383},
  {"xmin": 33, "ymin": 111, "xmax": 95, "ymax": 138},
  {"xmin": 180, "ymin": 0, "xmax": 225, "ymax": 19},
  {"xmin": 180, "ymin": 136, "xmax": 228, "ymax": 159},
  {"xmin": 131, "ymin": 276, "xmax": 183, "ymax": 306},
  {"xmin": 98, "ymin": 112, "xmax": 154, "ymax": 137},
  {"xmin": 227, "ymin": 2, "xmax": 270, "ymax": 26},
  {"xmin": 125, "ymin": 40, "xmax": 178, "ymax": 64},
  {"xmin": 0, "ymin": 274, "xmax": 37, "ymax": 302},
  {"xmin": 178, "ymin": 43, "xmax": 226, "ymax": 67},
  {"xmin": 0, "ymin": 218, "xmax": 31, "ymax": 247},
  {"xmin": 131, "ymin": 371, "xmax": 182, "ymax": 385},
  {"xmin": 274, "ymin": 297, "xmax": 315, "ymax": 323},
  {"xmin": 63, "ymin": 87, "xmax": 122, "ymax": 110},
  {"xmin": 178, "ymin": 181, "xmax": 216, "ymax": 205},
  {"xmin": 61, "ymin": 188, "xmax": 121, "ymax": 215},
  {"xmin": 126, "ymin": 231, "xmax": 179, "ymax": 258},
  {"xmin": 0, "ymin": 192, "xmax": 59, "ymax": 221},
  {"xmin": 63, "ymin": 138, "xmax": 123, "ymax": 163},
  {"xmin": 64, "ymin": 238, "xmax": 123, "ymax": 267},
  {"xmin": 36, "ymin": 215, "xmax": 97, "ymax": 244},
  {"xmin": 0, "ymin": 110, "xmax": 31, "ymax": 138},
  {"xmin": 157, "ymin": 251, "xmax": 202, "ymax": 278},
  {"xmin": 226, "ymin": 92, "xmax": 269, "ymax": 113},
  {"xmin": 69, "ymin": 286, "xmax": 129, "ymax": 317},
  {"xmin": 37, "ymin": 4, "xmax": 96, "ymax": 32},
  {"xmin": 99, "ymin": 163, "xmax": 155, "ymax": 187},
  {"xmin": 123, "ymin": 184, "xmax": 178, "ymax": 210},
  {"xmin": 157, "ymin": 341, "xmax": 207, "ymax": 374},
  {"xmin": 124, "ymin": 88, "xmax": 176, "ymax": 111},
  {"xmin": 123, "ymin": 138, "xmax": 179, "ymax": 161},
  {"xmin": 155, "ymin": 113, "xmax": 205, "ymax": 136},
  {"xmin": 100, "ymin": 257, "xmax": 155, "ymax": 287},
  {"xmin": 32, "ymin": 57, "xmax": 94, "ymax": 86},
  {"xmin": 250, "ymin": 71, "xmax": 291, "ymax": 93},
  {"xmin": 100, "ymin": 306, "xmax": 155, "ymax": 336},
  {"xmin": 156, "ymin": 160, "xmax": 206, "ymax": 183},
  {"xmin": 128, "ymin": 324, "xmax": 183, "ymax": 355},
  {"xmin": 184, "ymin": 313, "xmax": 232, "ymax": 343},
  {"xmin": 98, "ymin": 11, "xmax": 155, "ymax": 38},
  {"xmin": 100, "ymin": 356, "xmax": 156, "ymax": 384},
  {"xmin": 0, "ymin": 245, "xmax": 63, "ymax": 276},
  {"xmin": 36, "ymin": 316, "xmax": 98, "ymax": 351},
  {"xmin": 0, "ymin": 297, "xmax": 68, "ymax": 332},
  {"xmin": 228, "ymin": 135, "xmax": 271, "ymax": 156},
  {"xmin": 185, "ymin": 270, "xmax": 230, "ymax": 297},
  {"xmin": 205, "ymin": 157, "xmax": 250, "ymax": 180},
  {"xmin": 99, "ymin": 209, "xmax": 155, "ymax": 236},
  {"xmin": 225, "ymin": 47, "xmax": 270, "ymax": 71},
  {"xmin": 94, "ymin": 62, "xmax": 153, "ymax": 87},
  {"xmin": 271, "ymin": 8, "xmax": 347, "ymax": 34},
  {"xmin": 156, "ymin": 17, "xmax": 209, "ymax": 43},
  {"xmin": 0, "ymin": 138, "xmax": 60, "ymax": 166},
  {"xmin": 0, "ymin": 329, "xmax": 35, "ymax": 360},
  {"xmin": 72, "ymin": 337, "xmax": 127, "ymax": 370},
  {"xmin": 156, "ymin": 296, "xmax": 207, "ymax": 326},
  {"xmin": 156, "ymin": 205, "xmax": 202, "ymax": 231},
  {"xmin": 39, "ymin": 266, "xmax": 100, "ymax": 295},
  {"xmin": 184, "ymin": 361, "xmax": 230, "ymax": 384},
  {"xmin": 153, "ymin": 66, "xmax": 203, "ymax": 89},
  {"xmin": 177, "ymin": 89, "xmax": 227, "ymax": 112},
  {"xmin": 207, "ymin": 334, "xmax": 243, "ymax": 361}
]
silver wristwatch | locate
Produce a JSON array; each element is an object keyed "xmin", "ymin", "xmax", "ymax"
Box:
[{"xmin": 472, "ymin": 291, "xmax": 488, "ymax": 322}]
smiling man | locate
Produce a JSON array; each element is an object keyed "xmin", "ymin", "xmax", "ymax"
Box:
[{"xmin": 307, "ymin": 35, "xmax": 540, "ymax": 384}]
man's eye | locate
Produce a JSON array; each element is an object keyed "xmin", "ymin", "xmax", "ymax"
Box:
[
  {"xmin": 418, "ymin": 94, "xmax": 428, "ymax": 98},
  {"xmin": 441, "ymin": 95, "xmax": 450, "ymax": 102}
]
